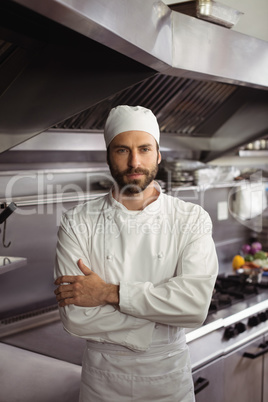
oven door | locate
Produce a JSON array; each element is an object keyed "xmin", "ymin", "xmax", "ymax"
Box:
[
  {"xmin": 223, "ymin": 335, "xmax": 264, "ymax": 402},
  {"xmin": 192, "ymin": 357, "xmax": 224, "ymax": 402}
]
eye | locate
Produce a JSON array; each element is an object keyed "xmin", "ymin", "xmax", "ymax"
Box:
[
  {"xmin": 117, "ymin": 148, "xmax": 128, "ymax": 154},
  {"xmin": 141, "ymin": 147, "xmax": 150, "ymax": 152}
]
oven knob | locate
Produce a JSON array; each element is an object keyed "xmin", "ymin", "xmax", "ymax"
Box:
[
  {"xmin": 258, "ymin": 312, "xmax": 267, "ymax": 322},
  {"xmin": 248, "ymin": 316, "xmax": 260, "ymax": 327},
  {"xmin": 234, "ymin": 322, "xmax": 246, "ymax": 334},
  {"xmin": 224, "ymin": 326, "xmax": 235, "ymax": 340}
]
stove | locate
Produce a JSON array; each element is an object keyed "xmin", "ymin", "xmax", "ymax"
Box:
[
  {"xmin": 186, "ymin": 274, "xmax": 268, "ymax": 371},
  {"xmin": 209, "ymin": 274, "xmax": 265, "ymax": 314},
  {"xmin": 186, "ymin": 274, "xmax": 268, "ymax": 400}
]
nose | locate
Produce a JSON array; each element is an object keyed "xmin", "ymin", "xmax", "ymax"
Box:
[{"xmin": 128, "ymin": 151, "xmax": 140, "ymax": 169}]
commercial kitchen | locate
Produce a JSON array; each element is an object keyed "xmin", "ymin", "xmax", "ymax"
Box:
[{"xmin": 0, "ymin": 1, "xmax": 268, "ymax": 401}]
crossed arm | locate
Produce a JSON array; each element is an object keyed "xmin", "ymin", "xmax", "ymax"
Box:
[
  {"xmin": 54, "ymin": 259, "xmax": 119, "ymax": 307},
  {"xmin": 54, "ymin": 211, "xmax": 218, "ymax": 341}
]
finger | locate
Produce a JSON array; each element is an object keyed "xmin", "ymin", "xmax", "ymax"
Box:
[
  {"xmin": 54, "ymin": 275, "xmax": 76, "ymax": 285},
  {"xmin": 54, "ymin": 284, "xmax": 73, "ymax": 295},
  {"xmin": 56, "ymin": 291, "xmax": 73, "ymax": 302},
  {"xmin": 77, "ymin": 259, "xmax": 92, "ymax": 276},
  {"xmin": 58, "ymin": 297, "xmax": 76, "ymax": 307}
]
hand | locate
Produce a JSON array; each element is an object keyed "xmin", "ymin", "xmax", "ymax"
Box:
[{"xmin": 54, "ymin": 259, "xmax": 119, "ymax": 307}]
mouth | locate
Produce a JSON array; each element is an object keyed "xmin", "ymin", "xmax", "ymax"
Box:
[{"xmin": 126, "ymin": 173, "xmax": 144, "ymax": 179}]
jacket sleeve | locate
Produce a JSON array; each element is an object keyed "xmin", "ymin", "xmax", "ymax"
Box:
[
  {"xmin": 119, "ymin": 215, "xmax": 218, "ymax": 328},
  {"xmin": 54, "ymin": 214, "xmax": 155, "ymax": 351}
]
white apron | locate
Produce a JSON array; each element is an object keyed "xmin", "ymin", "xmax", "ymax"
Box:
[{"xmin": 79, "ymin": 339, "xmax": 195, "ymax": 402}]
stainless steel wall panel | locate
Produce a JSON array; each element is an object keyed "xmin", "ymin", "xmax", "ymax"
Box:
[
  {"xmin": 0, "ymin": 168, "xmax": 253, "ymax": 317},
  {"xmin": 0, "ymin": 343, "xmax": 81, "ymax": 402}
]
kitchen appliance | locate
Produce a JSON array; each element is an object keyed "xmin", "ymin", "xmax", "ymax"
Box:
[{"xmin": 188, "ymin": 274, "xmax": 268, "ymax": 401}]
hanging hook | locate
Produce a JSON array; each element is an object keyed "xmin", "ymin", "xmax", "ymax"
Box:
[{"xmin": 0, "ymin": 202, "xmax": 16, "ymax": 248}]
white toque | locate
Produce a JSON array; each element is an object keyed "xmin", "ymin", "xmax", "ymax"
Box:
[{"xmin": 104, "ymin": 105, "xmax": 160, "ymax": 148}]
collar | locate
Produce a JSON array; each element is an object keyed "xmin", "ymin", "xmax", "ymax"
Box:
[{"xmin": 107, "ymin": 181, "xmax": 163, "ymax": 215}]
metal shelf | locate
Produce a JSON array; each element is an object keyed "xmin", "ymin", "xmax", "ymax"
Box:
[
  {"xmin": 238, "ymin": 150, "xmax": 268, "ymax": 157},
  {"xmin": 0, "ymin": 257, "xmax": 27, "ymax": 275}
]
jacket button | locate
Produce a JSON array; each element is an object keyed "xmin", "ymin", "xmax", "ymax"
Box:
[
  {"xmin": 107, "ymin": 215, "xmax": 112, "ymax": 220},
  {"xmin": 106, "ymin": 255, "xmax": 112, "ymax": 260},
  {"xmin": 157, "ymin": 252, "xmax": 163, "ymax": 259}
]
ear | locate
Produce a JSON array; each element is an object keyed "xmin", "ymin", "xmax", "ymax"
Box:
[{"xmin": 158, "ymin": 151, "xmax": 162, "ymax": 164}]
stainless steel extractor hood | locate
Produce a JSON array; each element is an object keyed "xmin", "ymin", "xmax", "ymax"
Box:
[
  {"xmin": 9, "ymin": 0, "xmax": 268, "ymax": 87},
  {"xmin": 0, "ymin": 0, "xmax": 268, "ymax": 161}
]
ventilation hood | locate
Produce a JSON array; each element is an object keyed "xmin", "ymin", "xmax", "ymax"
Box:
[{"xmin": 0, "ymin": 0, "xmax": 268, "ymax": 162}]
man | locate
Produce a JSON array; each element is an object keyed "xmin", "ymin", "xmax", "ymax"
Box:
[{"xmin": 54, "ymin": 105, "xmax": 218, "ymax": 401}]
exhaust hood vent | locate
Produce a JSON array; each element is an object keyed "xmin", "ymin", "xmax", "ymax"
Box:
[
  {"xmin": 52, "ymin": 73, "xmax": 268, "ymax": 163},
  {"xmin": 53, "ymin": 74, "xmax": 238, "ymax": 136}
]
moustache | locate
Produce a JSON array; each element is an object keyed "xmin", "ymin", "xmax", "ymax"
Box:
[{"xmin": 123, "ymin": 168, "xmax": 149, "ymax": 176}]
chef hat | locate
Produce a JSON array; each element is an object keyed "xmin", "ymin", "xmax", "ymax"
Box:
[{"xmin": 104, "ymin": 105, "xmax": 160, "ymax": 148}]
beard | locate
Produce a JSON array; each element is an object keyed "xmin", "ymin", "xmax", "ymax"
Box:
[{"xmin": 108, "ymin": 161, "xmax": 159, "ymax": 195}]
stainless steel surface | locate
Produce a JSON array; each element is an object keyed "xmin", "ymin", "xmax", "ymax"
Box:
[
  {"xmin": 51, "ymin": 79, "xmax": 268, "ymax": 162},
  {"xmin": 51, "ymin": 77, "xmax": 237, "ymax": 136},
  {"xmin": 223, "ymin": 336, "xmax": 263, "ymax": 402},
  {"xmin": 193, "ymin": 335, "xmax": 265, "ymax": 402},
  {"xmin": 188, "ymin": 269, "xmax": 268, "ymax": 401},
  {"xmin": 196, "ymin": 0, "xmax": 243, "ymax": 28},
  {"xmin": 187, "ymin": 290, "xmax": 268, "ymax": 369},
  {"xmin": 0, "ymin": 304, "xmax": 60, "ymax": 337},
  {"xmin": 0, "ymin": 256, "xmax": 27, "ymax": 274},
  {"xmin": 239, "ymin": 150, "xmax": 268, "ymax": 157},
  {"xmin": 0, "ymin": 167, "xmax": 253, "ymax": 317},
  {"xmin": 4, "ymin": 191, "xmax": 107, "ymax": 208},
  {"xmin": 12, "ymin": 0, "xmax": 268, "ymax": 88},
  {"xmin": 0, "ymin": 343, "xmax": 81, "ymax": 402},
  {"xmin": 193, "ymin": 356, "xmax": 225, "ymax": 402},
  {"xmin": 0, "ymin": 1, "xmax": 268, "ymax": 160},
  {"xmin": 0, "ymin": 315, "xmax": 85, "ymax": 365},
  {"xmin": 10, "ymin": 131, "xmax": 107, "ymax": 151},
  {"xmin": 0, "ymin": 0, "xmax": 155, "ymax": 152},
  {"xmin": 170, "ymin": 11, "xmax": 268, "ymax": 88},
  {"xmin": 0, "ymin": 165, "xmax": 111, "ymax": 200}
]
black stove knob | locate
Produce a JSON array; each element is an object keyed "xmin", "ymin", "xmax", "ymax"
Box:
[
  {"xmin": 248, "ymin": 315, "xmax": 260, "ymax": 327},
  {"xmin": 234, "ymin": 322, "xmax": 246, "ymax": 334},
  {"xmin": 224, "ymin": 326, "xmax": 235, "ymax": 340},
  {"xmin": 258, "ymin": 312, "xmax": 267, "ymax": 322}
]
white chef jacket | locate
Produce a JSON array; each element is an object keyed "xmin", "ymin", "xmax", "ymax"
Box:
[{"xmin": 54, "ymin": 183, "xmax": 218, "ymax": 352}]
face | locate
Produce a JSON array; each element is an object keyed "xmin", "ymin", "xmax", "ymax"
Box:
[{"xmin": 107, "ymin": 131, "xmax": 161, "ymax": 195}]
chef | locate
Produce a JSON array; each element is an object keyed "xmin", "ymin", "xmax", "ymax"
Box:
[{"xmin": 54, "ymin": 105, "xmax": 218, "ymax": 401}]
